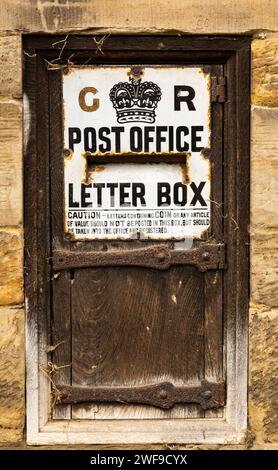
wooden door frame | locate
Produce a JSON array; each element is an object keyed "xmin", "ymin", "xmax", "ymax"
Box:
[{"xmin": 24, "ymin": 35, "xmax": 250, "ymax": 445}]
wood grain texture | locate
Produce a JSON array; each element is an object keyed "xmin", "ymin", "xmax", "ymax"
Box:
[
  {"xmin": 205, "ymin": 64, "xmax": 224, "ymax": 418},
  {"xmin": 49, "ymin": 70, "xmax": 69, "ymax": 250},
  {"xmin": 209, "ymin": 65, "xmax": 224, "ymax": 241},
  {"xmin": 36, "ymin": 56, "xmax": 52, "ymax": 428},
  {"xmin": 52, "ymin": 271, "xmax": 72, "ymax": 419},
  {"xmin": 24, "ymin": 52, "xmax": 41, "ymax": 441},
  {"xmin": 49, "ymin": 69, "xmax": 72, "ymax": 419},
  {"xmin": 36, "ymin": 419, "xmax": 245, "ymax": 445},
  {"xmin": 204, "ymin": 271, "xmax": 223, "ymax": 418},
  {"xmin": 72, "ymin": 266, "xmax": 204, "ymax": 385},
  {"xmin": 71, "ymin": 266, "xmax": 205, "ymax": 419},
  {"xmin": 223, "ymin": 47, "xmax": 249, "ymax": 431}
]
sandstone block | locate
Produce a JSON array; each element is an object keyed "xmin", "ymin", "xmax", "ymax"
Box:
[
  {"xmin": 0, "ymin": 227, "xmax": 23, "ymax": 306},
  {"xmin": 251, "ymin": 107, "xmax": 278, "ymax": 229},
  {"xmin": 0, "ymin": 34, "xmax": 21, "ymax": 99},
  {"xmin": 251, "ymin": 230, "xmax": 278, "ymax": 308},
  {"xmin": 0, "ymin": 1, "xmax": 277, "ymax": 34},
  {"xmin": 249, "ymin": 308, "xmax": 278, "ymax": 443},
  {"xmin": 0, "ymin": 100, "xmax": 22, "ymax": 226},
  {"xmin": 252, "ymin": 34, "xmax": 278, "ymax": 107},
  {"xmin": 0, "ymin": 307, "xmax": 24, "ymax": 445}
]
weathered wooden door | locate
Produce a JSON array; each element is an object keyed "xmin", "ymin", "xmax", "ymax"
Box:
[
  {"xmin": 50, "ymin": 62, "xmax": 226, "ymax": 421},
  {"xmin": 24, "ymin": 37, "xmax": 249, "ymax": 441}
]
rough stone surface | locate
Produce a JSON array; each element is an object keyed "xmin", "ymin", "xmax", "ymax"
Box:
[
  {"xmin": 0, "ymin": 100, "xmax": 22, "ymax": 226},
  {"xmin": 0, "ymin": 307, "xmax": 24, "ymax": 445},
  {"xmin": 252, "ymin": 34, "xmax": 278, "ymax": 107},
  {"xmin": 0, "ymin": 227, "xmax": 23, "ymax": 306},
  {"xmin": 251, "ymin": 231, "xmax": 278, "ymax": 308},
  {"xmin": 0, "ymin": 1, "xmax": 277, "ymax": 34},
  {"xmin": 0, "ymin": 34, "xmax": 22, "ymax": 99},
  {"xmin": 249, "ymin": 307, "xmax": 278, "ymax": 443},
  {"xmin": 251, "ymin": 107, "xmax": 278, "ymax": 230}
]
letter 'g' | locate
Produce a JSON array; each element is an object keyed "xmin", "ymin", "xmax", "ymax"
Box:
[{"xmin": 79, "ymin": 87, "xmax": 99, "ymax": 112}]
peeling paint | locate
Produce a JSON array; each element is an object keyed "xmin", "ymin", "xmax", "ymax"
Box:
[{"xmin": 171, "ymin": 293, "xmax": 177, "ymax": 304}]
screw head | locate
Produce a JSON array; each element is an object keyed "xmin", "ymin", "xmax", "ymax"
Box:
[
  {"xmin": 130, "ymin": 66, "xmax": 143, "ymax": 78},
  {"xmin": 202, "ymin": 148, "xmax": 210, "ymax": 158},
  {"xmin": 63, "ymin": 148, "xmax": 71, "ymax": 158},
  {"xmin": 159, "ymin": 390, "xmax": 168, "ymax": 399},
  {"xmin": 202, "ymin": 251, "xmax": 210, "ymax": 261},
  {"xmin": 202, "ymin": 390, "xmax": 212, "ymax": 399},
  {"xmin": 157, "ymin": 252, "xmax": 166, "ymax": 262}
]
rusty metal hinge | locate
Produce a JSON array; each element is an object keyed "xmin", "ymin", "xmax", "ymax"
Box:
[
  {"xmin": 56, "ymin": 380, "xmax": 225, "ymax": 410},
  {"xmin": 211, "ymin": 76, "xmax": 227, "ymax": 103},
  {"xmin": 52, "ymin": 243, "xmax": 225, "ymax": 273}
]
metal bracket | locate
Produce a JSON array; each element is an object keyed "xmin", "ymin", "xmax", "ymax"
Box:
[
  {"xmin": 56, "ymin": 380, "xmax": 225, "ymax": 410},
  {"xmin": 52, "ymin": 243, "xmax": 225, "ymax": 272},
  {"xmin": 211, "ymin": 76, "xmax": 226, "ymax": 103}
]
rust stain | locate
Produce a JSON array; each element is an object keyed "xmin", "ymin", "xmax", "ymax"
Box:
[
  {"xmin": 63, "ymin": 148, "xmax": 73, "ymax": 160},
  {"xmin": 62, "ymin": 96, "xmax": 66, "ymax": 136},
  {"xmin": 83, "ymin": 149, "xmax": 189, "ymax": 158},
  {"xmin": 127, "ymin": 66, "xmax": 144, "ymax": 80},
  {"xmin": 53, "ymin": 243, "xmax": 225, "ymax": 272},
  {"xmin": 180, "ymin": 153, "xmax": 191, "ymax": 185},
  {"xmin": 201, "ymin": 147, "xmax": 211, "ymax": 160},
  {"xmin": 91, "ymin": 165, "xmax": 105, "ymax": 173},
  {"xmin": 81, "ymin": 152, "xmax": 93, "ymax": 185},
  {"xmin": 208, "ymin": 159, "xmax": 212, "ymax": 183},
  {"xmin": 201, "ymin": 65, "xmax": 211, "ymax": 76},
  {"xmin": 207, "ymin": 74, "xmax": 212, "ymax": 150},
  {"xmin": 56, "ymin": 380, "xmax": 225, "ymax": 410},
  {"xmin": 171, "ymin": 293, "xmax": 177, "ymax": 304}
]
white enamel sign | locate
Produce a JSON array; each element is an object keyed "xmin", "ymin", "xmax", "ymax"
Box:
[{"xmin": 63, "ymin": 66, "xmax": 211, "ymax": 240}]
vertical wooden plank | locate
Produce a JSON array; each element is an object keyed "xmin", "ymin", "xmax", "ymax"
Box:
[
  {"xmin": 233, "ymin": 46, "xmax": 250, "ymax": 431},
  {"xmin": 224, "ymin": 52, "xmax": 238, "ymax": 426},
  {"xmin": 49, "ymin": 70, "xmax": 72, "ymax": 419},
  {"xmin": 223, "ymin": 44, "xmax": 250, "ymax": 430},
  {"xmin": 35, "ymin": 56, "xmax": 52, "ymax": 427},
  {"xmin": 24, "ymin": 53, "xmax": 40, "ymax": 438},
  {"xmin": 52, "ymin": 271, "xmax": 72, "ymax": 419},
  {"xmin": 204, "ymin": 271, "xmax": 223, "ymax": 418},
  {"xmin": 49, "ymin": 69, "xmax": 70, "ymax": 248},
  {"xmin": 210, "ymin": 65, "xmax": 224, "ymax": 241},
  {"xmin": 205, "ymin": 64, "xmax": 224, "ymax": 418}
]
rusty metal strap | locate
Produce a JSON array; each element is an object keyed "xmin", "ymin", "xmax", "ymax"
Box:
[
  {"xmin": 52, "ymin": 243, "xmax": 225, "ymax": 272},
  {"xmin": 56, "ymin": 380, "xmax": 225, "ymax": 410}
]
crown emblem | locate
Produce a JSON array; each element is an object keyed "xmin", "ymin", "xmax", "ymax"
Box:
[{"xmin": 109, "ymin": 77, "xmax": 162, "ymax": 124}]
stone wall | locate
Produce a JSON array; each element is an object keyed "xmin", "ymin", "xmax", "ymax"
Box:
[
  {"xmin": 0, "ymin": 0, "xmax": 277, "ymax": 448},
  {"xmin": 250, "ymin": 34, "xmax": 278, "ymax": 445}
]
